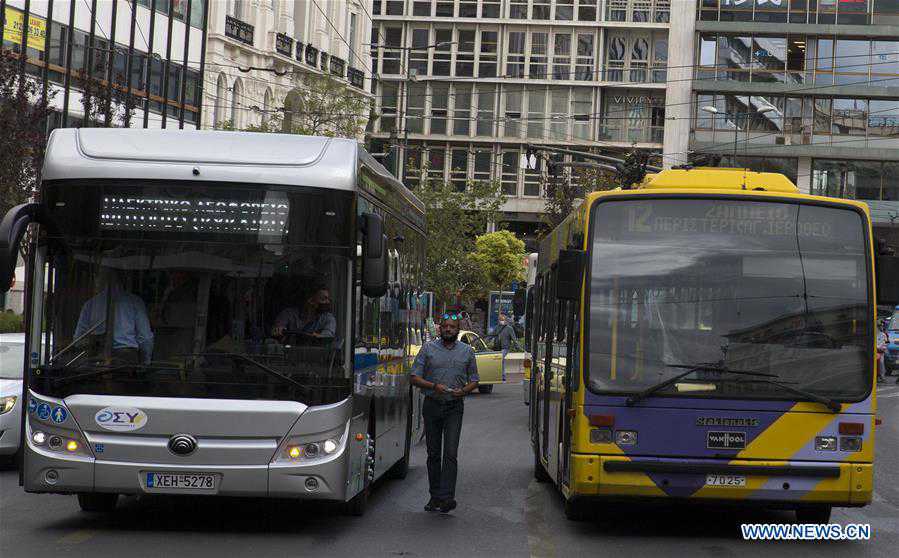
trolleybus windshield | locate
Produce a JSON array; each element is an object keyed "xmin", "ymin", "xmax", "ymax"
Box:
[
  {"xmin": 34, "ymin": 181, "xmax": 354, "ymax": 404},
  {"xmin": 587, "ymin": 198, "xmax": 871, "ymax": 402}
]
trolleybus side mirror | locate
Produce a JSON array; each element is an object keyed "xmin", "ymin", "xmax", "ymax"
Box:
[
  {"xmin": 0, "ymin": 203, "xmax": 43, "ymax": 294},
  {"xmin": 360, "ymin": 213, "xmax": 388, "ymax": 298},
  {"xmin": 556, "ymin": 249, "xmax": 585, "ymax": 301}
]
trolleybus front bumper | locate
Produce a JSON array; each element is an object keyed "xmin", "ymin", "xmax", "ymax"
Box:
[{"xmin": 567, "ymin": 454, "xmax": 873, "ymax": 506}]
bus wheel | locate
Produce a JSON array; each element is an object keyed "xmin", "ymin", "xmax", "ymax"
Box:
[
  {"xmin": 534, "ymin": 451, "xmax": 551, "ymax": 483},
  {"xmin": 77, "ymin": 493, "xmax": 118, "ymax": 512},
  {"xmin": 563, "ymin": 497, "xmax": 589, "ymax": 522},
  {"xmin": 478, "ymin": 385, "xmax": 494, "ymax": 394},
  {"xmin": 796, "ymin": 505, "xmax": 831, "ymax": 524}
]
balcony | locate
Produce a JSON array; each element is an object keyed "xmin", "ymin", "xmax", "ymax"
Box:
[
  {"xmin": 330, "ymin": 56, "xmax": 346, "ymax": 79},
  {"xmin": 275, "ymin": 33, "xmax": 293, "ymax": 57},
  {"xmin": 348, "ymin": 67, "xmax": 365, "ymax": 89},
  {"xmin": 305, "ymin": 45, "xmax": 318, "ymax": 67},
  {"xmin": 320, "ymin": 52, "xmax": 329, "ymax": 72},
  {"xmin": 225, "ymin": 16, "xmax": 253, "ymax": 46},
  {"xmin": 295, "ymin": 42, "xmax": 304, "ymax": 62}
]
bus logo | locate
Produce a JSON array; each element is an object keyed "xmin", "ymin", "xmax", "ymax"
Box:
[
  {"xmin": 94, "ymin": 407, "xmax": 148, "ymax": 432},
  {"xmin": 707, "ymin": 431, "xmax": 746, "ymax": 449}
]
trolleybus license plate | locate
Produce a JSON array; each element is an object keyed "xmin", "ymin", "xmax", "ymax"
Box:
[
  {"xmin": 145, "ymin": 472, "xmax": 217, "ymax": 490},
  {"xmin": 705, "ymin": 474, "xmax": 746, "ymax": 487}
]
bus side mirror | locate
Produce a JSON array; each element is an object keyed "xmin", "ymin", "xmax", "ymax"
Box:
[
  {"xmin": 556, "ymin": 249, "xmax": 585, "ymax": 301},
  {"xmin": 0, "ymin": 203, "xmax": 42, "ymax": 294},
  {"xmin": 361, "ymin": 213, "xmax": 388, "ymax": 298}
]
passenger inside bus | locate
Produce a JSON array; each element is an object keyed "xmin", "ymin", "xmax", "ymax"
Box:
[{"xmin": 73, "ymin": 268, "xmax": 154, "ymax": 365}]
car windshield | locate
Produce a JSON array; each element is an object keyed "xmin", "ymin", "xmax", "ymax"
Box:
[
  {"xmin": 0, "ymin": 338, "xmax": 25, "ymax": 379},
  {"xmin": 588, "ymin": 198, "xmax": 871, "ymax": 401},
  {"xmin": 36, "ymin": 181, "xmax": 354, "ymax": 404}
]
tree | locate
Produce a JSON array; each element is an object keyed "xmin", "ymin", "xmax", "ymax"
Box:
[
  {"xmin": 413, "ymin": 177, "xmax": 506, "ymax": 309},
  {"xmin": 0, "ymin": 48, "xmax": 56, "ymax": 215},
  {"xmin": 470, "ymin": 230, "xmax": 526, "ymax": 295},
  {"xmin": 541, "ymin": 165, "xmax": 617, "ymax": 231}
]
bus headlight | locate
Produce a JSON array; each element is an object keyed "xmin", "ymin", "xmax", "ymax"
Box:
[
  {"xmin": 815, "ymin": 436, "xmax": 838, "ymax": 451},
  {"xmin": 839, "ymin": 436, "xmax": 863, "ymax": 452},
  {"xmin": 0, "ymin": 395, "xmax": 16, "ymax": 414},
  {"xmin": 615, "ymin": 430, "xmax": 638, "ymax": 445},
  {"xmin": 279, "ymin": 436, "xmax": 344, "ymax": 463}
]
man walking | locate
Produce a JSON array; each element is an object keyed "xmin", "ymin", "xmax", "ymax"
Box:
[
  {"xmin": 411, "ymin": 314, "xmax": 479, "ymax": 514},
  {"xmin": 496, "ymin": 313, "xmax": 519, "ymax": 381}
]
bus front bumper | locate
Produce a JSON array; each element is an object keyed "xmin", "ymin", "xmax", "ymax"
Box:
[
  {"xmin": 23, "ymin": 443, "xmax": 352, "ymax": 501},
  {"xmin": 568, "ymin": 455, "xmax": 873, "ymax": 506}
]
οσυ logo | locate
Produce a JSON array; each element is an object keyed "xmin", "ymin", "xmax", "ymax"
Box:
[{"xmin": 94, "ymin": 407, "xmax": 149, "ymax": 432}]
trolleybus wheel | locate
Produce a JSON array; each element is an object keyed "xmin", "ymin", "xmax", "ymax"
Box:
[
  {"xmin": 563, "ymin": 497, "xmax": 589, "ymax": 522},
  {"xmin": 477, "ymin": 385, "xmax": 494, "ymax": 394},
  {"xmin": 795, "ymin": 505, "xmax": 831, "ymax": 524},
  {"xmin": 77, "ymin": 493, "xmax": 118, "ymax": 512},
  {"xmin": 534, "ymin": 451, "xmax": 551, "ymax": 483}
]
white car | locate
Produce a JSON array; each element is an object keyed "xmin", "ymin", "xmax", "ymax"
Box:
[{"xmin": 0, "ymin": 333, "xmax": 25, "ymax": 464}]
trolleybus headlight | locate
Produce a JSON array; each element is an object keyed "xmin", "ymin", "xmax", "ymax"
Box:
[
  {"xmin": 815, "ymin": 436, "xmax": 838, "ymax": 451},
  {"xmin": 65, "ymin": 440, "xmax": 79, "ymax": 452},
  {"xmin": 839, "ymin": 436, "xmax": 863, "ymax": 452},
  {"xmin": 303, "ymin": 443, "xmax": 321, "ymax": 458},
  {"xmin": 48, "ymin": 435, "xmax": 63, "ymax": 450},
  {"xmin": 615, "ymin": 430, "xmax": 638, "ymax": 445},
  {"xmin": 323, "ymin": 439, "xmax": 339, "ymax": 454},
  {"xmin": 288, "ymin": 446, "xmax": 301, "ymax": 459},
  {"xmin": 0, "ymin": 395, "xmax": 16, "ymax": 414},
  {"xmin": 590, "ymin": 428, "xmax": 613, "ymax": 444},
  {"xmin": 32, "ymin": 431, "xmax": 47, "ymax": 445}
]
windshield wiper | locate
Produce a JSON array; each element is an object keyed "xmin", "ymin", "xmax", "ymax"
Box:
[
  {"xmin": 723, "ymin": 378, "xmax": 842, "ymax": 413},
  {"xmin": 625, "ymin": 363, "xmax": 777, "ymax": 407},
  {"xmin": 44, "ymin": 363, "xmax": 145, "ymax": 384}
]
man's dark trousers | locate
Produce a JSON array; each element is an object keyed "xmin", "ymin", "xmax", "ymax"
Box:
[{"xmin": 423, "ymin": 397, "xmax": 464, "ymax": 501}]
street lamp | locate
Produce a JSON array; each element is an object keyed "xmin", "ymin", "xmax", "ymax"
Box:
[
  {"xmin": 701, "ymin": 105, "xmax": 776, "ymax": 167},
  {"xmin": 371, "ymin": 41, "xmax": 457, "ymax": 180}
]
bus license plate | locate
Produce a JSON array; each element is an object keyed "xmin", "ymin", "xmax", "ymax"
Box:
[
  {"xmin": 705, "ymin": 474, "xmax": 746, "ymax": 487},
  {"xmin": 145, "ymin": 472, "xmax": 217, "ymax": 490}
]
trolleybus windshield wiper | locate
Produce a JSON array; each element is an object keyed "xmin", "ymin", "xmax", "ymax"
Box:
[
  {"xmin": 188, "ymin": 353, "xmax": 312, "ymax": 395},
  {"xmin": 722, "ymin": 378, "xmax": 842, "ymax": 413},
  {"xmin": 625, "ymin": 363, "xmax": 777, "ymax": 407}
]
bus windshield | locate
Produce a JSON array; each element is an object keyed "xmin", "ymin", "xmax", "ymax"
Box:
[
  {"xmin": 588, "ymin": 198, "xmax": 871, "ymax": 402},
  {"xmin": 36, "ymin": 181, "xmax": 354, "ymax": 404}
]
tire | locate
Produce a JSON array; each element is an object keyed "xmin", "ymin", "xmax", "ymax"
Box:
[
  {"xmin": 795, "ymin": 505, "xmax": 831, "ymax": 524},
  {"xmin": 564, "ymin": 497, "xmax": 590, "ymax": 522},
  {"xmin": 77, "ymin": 493, "xmax": 118, "ymax": 512},
  {"xmin": 534, "ymin": 450, "xmax": 551, "ymax": 483},
  {"xmin": 478, "ymin": 384, "xmax": 494, "ymax": 394}
]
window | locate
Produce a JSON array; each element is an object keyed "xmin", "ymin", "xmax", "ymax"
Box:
[
  {"xmin": 528, "ymin": 87, "xmax": 547, "ymax": 138},
  {"xmin": 550, "ymin": 87, "xmax": 568, "ymax": 139},
  {"xmin": 406, "ymin": 83, "xmax": 426, "ymax": 134},
  {"xmin": 410, "ymin": 28, "xmax": 430, "ymax": 76},
  {"xmin": 751, "ymin": 37, "xmax": 787, "ymax": 83},
  {"xmin": 510, "ymin": 0, "xmax": 528, "ymax": 18},
  {"xmin": 433, "ymin": 30, "xmax": 452, "ymax": 75},
  {"xmin": 380, "ymin": 82, "xmax": 398, "ymax": 132},
  {"xmin": 501, "ymin": 151, "xmax": 519, "ymax": 195},
  {"xmin": 456, "ymin": 30, "xmax": 476, "ymax": 77},
  {"xmin": 523, "ymin": 164, "xmax": 541, "ymax": 196},
  {"xmin": 431, "ymin": 83, "xmax": 449, "ymax": 135},
  {"xmin": 428, "ymin": 147, "xmax": 447, "ymax": 183},
  {"xmin": 451, "ymin": 149, "xmax": 468, "ymax": 191},
  {"xmin": 652, "ymin": 37, "xmax": 667, "ymax": 83},
  {"xmin": 869, "ymin": 99, "xmax": 899, "ymax": 137},
  {"xmin": 832, "ymin": 98, "xmax": 868, "ymax": 136},
  {"xmin": 718, "ymin": 35, "xmax": 751, "ymax": 82},
  {"xmin": 230, "ymin": 78, "xmax": 242, "ymax": 128},
  {"xmin": 474, "ymin": 151, "xmax": 492, "ymax": 183},
  {"xmin": 605, "ymin": 34, "xmax": 625, "ymax": 81},
  {"xmin": 405, "ymin": 148, "xmax": 423, "ymax": 189},
  {"xmin": 508, "ymin": 32, "xmax": 526, "ymax": 78},
  {"xmin": 436, "ymin": 1, "xmax": 454, "ymax": 16},
  {"xmin": 348, "ymin": 14, "xmax": 358, "ymax": 68},
  {"xmin": 214, "ymin": 74, "xmax": 227, "ymax": 127},
  {"xmin": 530, "ymin": 33, "xmax": 549, "ymax": 78},
  {"xmin": 571, "ymin": 88, "xmax": 592, "ymax": 140},
  {"xmin": 557, "ymin": 0, "xmax": 575, "ymax": 20},
  {"xmin": 553, "ymin": 34, "xmax": 572, "ymax": 80},
  {"xmin": 413, "ymin": 1, "xmax": 432, "ymax": 16},
  {"xmin": 505, "ymin": 89, "xmax": 523, "ymax": 138},
  {"xmin": 871, "ymin": 40, "xmax": 899, "ymax": 84},
  {"xmin": 699, "ymin": 34, "xmax": 716, "ymax": 79},
  {"xmin": 460, "ymin": 0, "xmax": 478, "ymax": 17},
  {"xmin": 534, "ymin": 0, "xmax": 551, "ymax": 19},
  {"xmin": 607, "ymin": 0, "xmax": 627, "ymax": 21},
  {"xmin": 453, "ymin": 84, "xmax": 472, "ymax": 136},
  {"xmin": 477, "ymin": 85, "xmax": 496, "ymax": 136},
  {"xmin": 382, "ymin": 27, "xmax": 403, "ymax": 75},
  {"xmin": 630, "ymin": 37, "xmax": 649, "ymax": 83},
  {"xmin": 479, "ymin": 31, "xmax": 498, "ymax": 78},
  {"xmin": 576, "ymin": 33, "xmax": 594, "ymax": 80},
  {"xmin": 386, "ymin": 0, "xmax": 404, "ymax": 15},
  {"xmin": 834, "ymin": 39, "xmax": 870, "ymax": 85},
  {"xmin": 578, "ymin": 0, "xmax": 598, "ymax": 21},
  {"xmin": 483, "ymin": 0, "xmax": 501, "ymax": 17}
]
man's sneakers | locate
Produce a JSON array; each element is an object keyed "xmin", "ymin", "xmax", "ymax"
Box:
[
  {"xmin": 438, "ymin": 499, "xmax": 457, "ymax": 514},
  {"xmin": 424, "ymin": 497, "xmax": 442, "ymax": 512}
]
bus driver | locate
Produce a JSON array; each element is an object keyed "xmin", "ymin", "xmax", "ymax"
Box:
[{"xmin": 271, "ymin": 287, "xmax": 337, "ymax": 340}]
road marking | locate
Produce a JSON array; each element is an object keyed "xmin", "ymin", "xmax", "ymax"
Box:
[
  {"xmin": 877, "ymin": 391, "xmax": 899, "ymax": 398},
  {"xmin": 526, "ymin": 480, "xmax": 558, "ymax": 558},
  {"xmin": 58, "ymin": 530, "xmax": 95, "ymax": 545}
]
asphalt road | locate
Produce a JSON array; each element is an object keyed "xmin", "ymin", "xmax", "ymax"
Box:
[{"xmin": 1, "ymin": 382, "xmax": 897, "ymax": 558}]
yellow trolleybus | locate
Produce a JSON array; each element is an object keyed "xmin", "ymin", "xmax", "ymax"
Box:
[{"xmin": 528, "ymin": 168, "xmax": 877, "ymax": 522}]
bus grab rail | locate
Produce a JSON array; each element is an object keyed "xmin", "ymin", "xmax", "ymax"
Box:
[{"xmin": 603, "ymin": 461, "xmax": 842, "ymax": 478}]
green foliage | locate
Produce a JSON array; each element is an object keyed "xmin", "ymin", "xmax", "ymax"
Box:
[
  {"xmin": 541, "ymin": 166, "xmax": 617, "ymax": 232},
  {"xmin": 0, "ymin": 311, "xmax": 24, "ymax": 333},
  {"xmin": 470, "ymin": 230, "xmax": 526, "ymax": 293},
  {"xmin": 413, "ymin": 177, "xmax": 506, "ymax": 307}
]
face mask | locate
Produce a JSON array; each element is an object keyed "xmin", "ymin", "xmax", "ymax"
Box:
[{"xmin": 318, "ymin": 303, "xmax": 332, "ymax": 313}]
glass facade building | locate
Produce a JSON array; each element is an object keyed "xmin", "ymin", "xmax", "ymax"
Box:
[
  {"xmin": 690, "ymin": 0, "xmax": 899, "ymax": 229},
  {"xmin": 368, "ymin": 0, "xmax": 674, "ymax": 248}
]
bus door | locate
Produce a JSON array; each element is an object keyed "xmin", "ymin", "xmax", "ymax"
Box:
[
  {"xmin": 558, "ymin": 297, "xmax": 579, "ymax": 488},
  {"xmin": 540, "ymin": 270, "xmax": 557, "ymax": 465},
  {"xmin": 529, "ymin": 277, "xmax": 543, "ymax": 447}
]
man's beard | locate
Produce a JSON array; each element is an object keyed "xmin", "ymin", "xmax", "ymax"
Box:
[{"xmin": 441, "ymin": 332, "xmax": 458, "ymax": 343}]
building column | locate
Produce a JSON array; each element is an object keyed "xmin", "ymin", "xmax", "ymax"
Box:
[
  {"xmin": 662, "ymin": 0, "xmax": 697, "ymax": 168},
  {"xmin": 797, "ymin": 157, "xmax": 811, "ymax": 194}
]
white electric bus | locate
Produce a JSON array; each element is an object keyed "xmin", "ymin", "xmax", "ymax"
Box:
[{"xmin": 0, "ymin": 129, "xmax": 427, "ymax": 515}]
